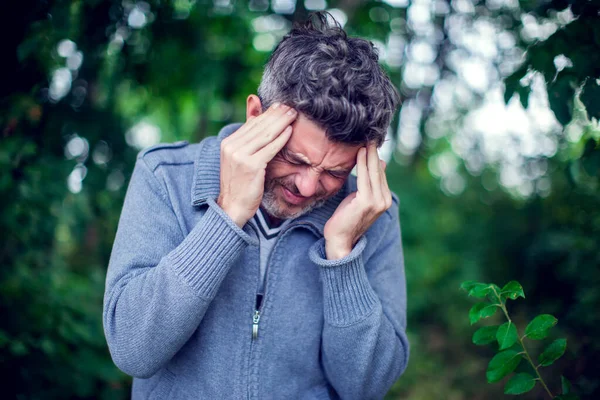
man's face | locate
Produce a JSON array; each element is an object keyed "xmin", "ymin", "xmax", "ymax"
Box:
[{"xmin": 262, "ymin": 114, "xmax": 361, "ymax": 220}]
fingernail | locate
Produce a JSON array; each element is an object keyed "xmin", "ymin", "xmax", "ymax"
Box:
[
  {"xmin": 273, "ymin": 102, "xmax": 281, "ymax": 109},
  {"xmin": 286, "ymin": 108, "xmax": 297, "ymax": 116}
]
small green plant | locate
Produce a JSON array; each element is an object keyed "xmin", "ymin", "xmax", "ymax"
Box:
[{"xmin": 460, "ymin": 280, "xmax": 578, "ymax": 399}]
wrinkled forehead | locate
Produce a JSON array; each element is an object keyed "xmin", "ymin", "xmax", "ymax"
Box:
[{"xmin": 286, "ymin": 114, "xmax": 361, "ymax": 169}]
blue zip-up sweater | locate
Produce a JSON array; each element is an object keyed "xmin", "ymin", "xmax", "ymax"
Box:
[{"xmin": 103, "ymin": 123, "xmax": 409, "ymax": 399}]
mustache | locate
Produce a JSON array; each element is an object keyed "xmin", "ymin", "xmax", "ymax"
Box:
[{"xmin": 269, "ymin": 177, "xmax": 327, "ymax": 200}]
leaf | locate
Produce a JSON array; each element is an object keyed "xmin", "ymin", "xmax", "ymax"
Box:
[
  {"xmin": 504, "ymin": 64, "xmax": 529, "ymax": 104},
  {"xmin": 517, "ymin": 86, "xmax": 531, "ymax": 109},
  {"xmin": 469, "ymin": 303, "xmax": 485, "ymax": 325},
  {"xmin": 539, "ymin": 338, "xmax": 567, "ymax": 366},
  {"xmin": 473, "ymin": 326, "xmax": 499, "ymax": 345},
  {"xmin": 581, "ymin": 138, "xmax": 600, "ymax": 177},
  {"xmin": 497, "ymin": 321, "xmax": 518, "ymax": 350},
  {"xmin": 504, "ymin": 79, "xmax": 518, "ymax": 104},
  {"xmin": 505, "ymin": 342, "xmax": 524, "ymax": 353},
  {"xmin": 487, "ymin": 350, "xmax": 522, "ymax": 383},
  {"xmin": 469, "ymin": 303, "xmax": 498, "ymax": 325},
  {"xmin": 580, "ymin": 78, "xmax": 600, "ymax": 121},
  {"xmin": 525, "ymin": 314, "xmax": 558, "ymax": 340},
  {"xmin": 561, "ymin": 375, "xmax": 572, "ymax": 394},
  {"xmin": 504, "ymin": 372, "xmax": 536, "ymax": 395},
  {"xmin": 547, "ymin": 75, "xmax": 575, "ymax": 126},
  {"xmin": 460, "ymin": 281, "xmax": 480, "ymax": 292},
  {"xmin": 486, "ymin": 284, "xmax": 503, "ymax": 304},
  {"xmin": 480, "ymin": 304, "xmax": 498, "ymax": 319},
  {"xmin": 501, "ymin": 281, "xmax": 525, "ymax": 301},
  {"xmin": 468, "ymin": 283, "xmax": 493, "ymax": 298}
]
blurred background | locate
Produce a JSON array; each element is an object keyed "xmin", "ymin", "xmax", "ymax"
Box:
[{"xmin": 1, "ymin": 0, "xmax": 599, "ymax": 399}]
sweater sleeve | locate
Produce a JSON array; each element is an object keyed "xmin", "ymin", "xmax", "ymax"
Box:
[
  {"xmin": 308, "ymin": 199, "xmax": 409, "ymax": 400},
  {"xmin": 103, "ymin": 156, "xmax": 256, "ymax": 378}
]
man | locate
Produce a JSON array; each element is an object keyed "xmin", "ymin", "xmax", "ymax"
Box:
[{"xmin": 103, "ymin": 12, "xmax": 409, "ymax": 400}]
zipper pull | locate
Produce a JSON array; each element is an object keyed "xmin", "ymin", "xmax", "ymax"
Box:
[{"xmin": 252, "ymin": 310, "xmax": 261, "ymax": 340}]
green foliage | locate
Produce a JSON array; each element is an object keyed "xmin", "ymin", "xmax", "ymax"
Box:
[
  {"xmin": 0, "ymin": 0, "xmax": 274, "ymax": 398},
  {"xmin": 525, "ymin": 314, "xmax": 558, "ymax": 340},
  {"xmin": 2, "ymin": 0, "xmax": 600, "ymax": 399},
  {"xmin": 461, "ymin": 280, "xmax": 579, "ymax": 399},
  {"xmin": 504, "ymin": 2, "xmax": 600, "ymax": 125},
  {"xmin": 469, "ymin": 302, "xmax": 498, "ymax": 325},
  {"xmin": 473, "ymin": 326, "xmax": 499, "ymax": 346},
  {"xmin": 505, "ymin": 373, "xmax": 537, "ymax": 395},
  {"xmin": 497, "ymin": 322, "xmax": 518, "ymax": 350},
  {"xmin": 561, "ymin": 376, "xmax": 573, "ymax": 395},
  {"xmin": 579, "ymin": 79, "xmax": 600, "ymax": 121},
  {"xmin": 486, "ymin": 350, "xmax": 522, "ymax": 383},
  {"xmin": 500, "ymin": 281, "xmax": 525, "ymax": 301},
  {"xmin": 539, "ymin": 339, "xmax": 568, "ymax": 367}
]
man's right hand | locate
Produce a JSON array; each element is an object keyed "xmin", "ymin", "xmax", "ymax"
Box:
[{"xmin": 217, "ymin": 102, "xmax": 298, "ymax": 227}]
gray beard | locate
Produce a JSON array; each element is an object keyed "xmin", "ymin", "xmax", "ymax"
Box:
[{"xmin": 261, "ymin": 185, "xmax": 328, "ymax": 220}]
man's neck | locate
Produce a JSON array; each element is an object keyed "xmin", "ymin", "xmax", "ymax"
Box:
[{"xmin": 259, "ymin": 206, "xmax": 284, "ymax": 228}]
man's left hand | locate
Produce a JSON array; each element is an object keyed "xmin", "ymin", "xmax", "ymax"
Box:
[{"xmin": 323, "ymin": 143, "xmax": 393, "ymax": 260}]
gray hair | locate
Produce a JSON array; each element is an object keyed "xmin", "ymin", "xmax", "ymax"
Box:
[{"xmin": 257, "ymin": 11, "xmax": 400, "ymax": 147}]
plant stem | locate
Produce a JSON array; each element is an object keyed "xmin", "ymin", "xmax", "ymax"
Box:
[{"xmin": 491, "ymin": 287, "xmax": 554, "ymax": 399}]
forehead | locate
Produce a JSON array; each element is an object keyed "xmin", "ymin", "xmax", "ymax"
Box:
[{"xmin": 287, "ymin": 114, "xmax": 360, "ymax": 168}]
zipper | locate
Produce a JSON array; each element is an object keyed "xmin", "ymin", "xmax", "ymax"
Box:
[
  {"xmin": 248, "ymin": 220, "xmax": 320, "ymax": 341},
  {"xmin": 246, "ymin": 219, "xmax": 319, "ymax": 399},
  {"xmin": 246, "ymin": 222, "xmax": 263, "ymax": 341},
  {"xmin": 252, "ymin": 292, "xmax": 263, "ymax": 339},
  {"xmin": 252, "ymin": 310, "xmax": 260, "ymax": 339}
]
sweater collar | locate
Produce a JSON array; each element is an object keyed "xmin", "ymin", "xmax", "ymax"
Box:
[{"xmin": 191, "ymin": 122, "xmax": 348, "ymax": 235}]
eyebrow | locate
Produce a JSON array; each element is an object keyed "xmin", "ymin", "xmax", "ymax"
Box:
[{"xmin": 284, "ymin": 148, "xmax": 352, "ymax": 174}]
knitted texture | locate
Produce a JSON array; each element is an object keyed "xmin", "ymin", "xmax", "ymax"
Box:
[{"xmin": 102, "ymin": 123, "xmax": 409, "ymax": 399}]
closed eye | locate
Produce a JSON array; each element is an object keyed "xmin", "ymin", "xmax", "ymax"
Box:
[
  {"xmin": 283, "ymin": 156, "xmax": 305, "ymax": 166},
  {"xmin": 327, "ymin": 171, "xmax": 349, "ymax": 179},
  {"xmin": 279, "ymin": 148, "xmax": 349, "ymax": 179},
  {"xmin": 279, "ymin": 149, "xmax": 308, "ymax": 166}
]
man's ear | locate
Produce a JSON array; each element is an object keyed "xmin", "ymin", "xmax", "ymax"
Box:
[{"xmin": 246, "ymin": 94, "xmax": 263, "ymax": 121}]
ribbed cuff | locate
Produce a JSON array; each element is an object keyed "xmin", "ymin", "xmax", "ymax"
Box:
[
  {"xmin": 168, "ymin": 199, "xmax": 257, "ymax": 300},
  {"xmin": 309, "ymin": 236, "xmax": 379, "ymax": 326}
]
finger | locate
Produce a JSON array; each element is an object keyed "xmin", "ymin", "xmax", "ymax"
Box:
[
  {"xmin": 379, "ymin": 159, "xmax": 392, "ymax": 208},
  {"xmin": 356, "ymin": 147, "xmax": 370, "ymax": 194},
  {"xmin": 246, "ymin": 106, "xmax": 297, "ymax": 154},
  {"xmin": 367, "ymin": 144, "xmax": 383, "ymax": 200},
  {"xmin": 379, "ymin": 159, "xmax": 388, "ymax": 188},
  {"xmin": 237, "ymin": 105, "xmax": 298, "ymax": 154},
  {"xmin": 224, "ymin": 102, "xmax": 283, "ymax": 150},
  {"xmin": 225, "ymin": 105, "xmax": 275, "ymax": 147},
  {"xmin": 253, "ymin": 125, "xmax": 293, "ymax": 163}
]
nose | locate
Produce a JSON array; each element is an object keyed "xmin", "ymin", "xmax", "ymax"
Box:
[{"xmin": 295, "ymin": 168, "xmax": 320, "ymax": 198}]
